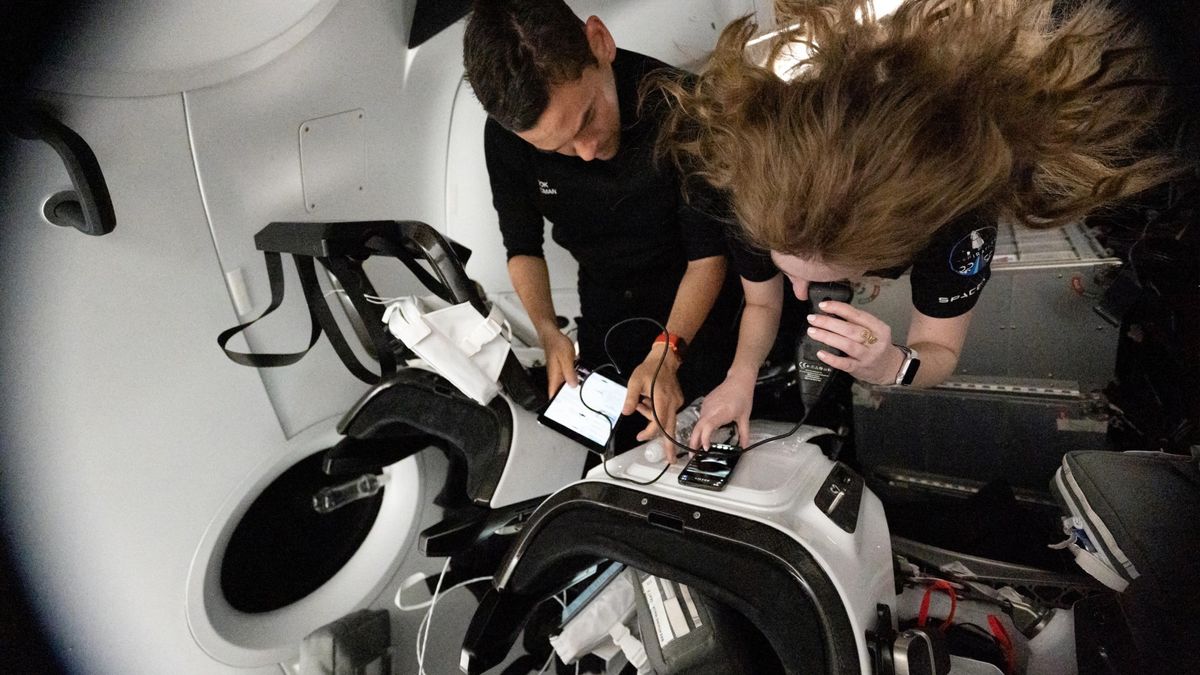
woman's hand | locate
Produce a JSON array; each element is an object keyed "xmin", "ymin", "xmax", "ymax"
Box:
[
  {"xmin": 806, "ymin": 301, "xmax": 904, "ymax": 386},
  {"xmin": 688, "ymin": 370, "xmax": 756, "ymax": 450},
  {"xmin": 540, "ymin": 330, "xmax": 579, "ymax": 398}
]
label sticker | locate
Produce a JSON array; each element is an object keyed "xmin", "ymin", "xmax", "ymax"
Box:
[
  {"xmin": 659, "ymin": 578, "xmax": 692, "ymax": 640},
  {"xmin": 679, "ymin": 584, "xmax": 704, "ymax": 630},
  {"xmin": 642, "ymin": 575, "xmax": 675, "ymax": 647}
]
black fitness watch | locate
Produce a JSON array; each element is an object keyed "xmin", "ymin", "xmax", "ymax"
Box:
[{"xmin": 893, "ymin": 345, "xmax": 921, "ymax": 386}]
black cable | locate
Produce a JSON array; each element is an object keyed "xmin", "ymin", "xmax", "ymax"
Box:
[
  {"xmin": 599, "ymin": 317, "xmax": 693, "ymax": 453},
  {"xmin": 573, "ymin": 316, "xmax": 688, "ymax": 487},
  {"xmin": 578, "ymin": 364, "xmax": 674, "ymax": 486},
  {"xmin": 576, "ymin": 315, "xmax": 830, "ymax": 486},
  {"xmin": 741, "ymin": 347, "xmax": 835, "ymax": 452}
]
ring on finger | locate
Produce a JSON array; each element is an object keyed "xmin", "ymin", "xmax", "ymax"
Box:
[{"xmin": 861, "ymin": 328, "xmax": 878, "ymax": 346}]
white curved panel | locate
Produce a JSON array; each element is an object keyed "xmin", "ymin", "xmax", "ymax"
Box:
[
  {"xmin": 185, "ymin": 421, "xmax": 424, "ymax": 667},
  {"xmin": 35, "ymin": 0, "xmax": 343, "ymax": 97},
  {"xmin": 184, "ymin": 0, "xmax": 458, "ymax": 436},
  {"xmin": 0, "ymin": 92, "xmax": 289, "ymax": 675},
  {"xmin": 576, "ymin": 0, "xmax": 764, "ymax": 68},
  {"xmin": 1, "ymin": 1, "xmax": 469, "ymax": 671}
]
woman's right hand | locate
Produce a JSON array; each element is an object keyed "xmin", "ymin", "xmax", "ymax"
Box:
[
  {"xmin": 689, "ymin": 370, "xmax": 756, "ymax": 450},
  {"xmin": 541, "ymin": 330, "xmax": 579, "ymax": 398}
]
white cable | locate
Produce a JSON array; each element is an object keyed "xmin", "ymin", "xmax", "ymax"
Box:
[
  {"xmin": 410, "ymin": 576, "xmax": 569, "ymax": 673},
  {"xmin": 328, "ymin": 290, "xmax": 411, "ymax": 307},
  {"xmin": 536, "ymin": 593, "xmax": 569, "ymax": 673},
  {"xmin": 415, "ymin": 558, "xmax": 451, "ymax": 675},
  {"xmin": 408, "ymin": 563, "xmax": 494, "ymax": 673},
  {"xmin": 363, "ymin": 293, "xmax": 405, "ymax": 305},
  {"xmin": 394, "ymin": 573, "xmax": 492, "ymax": 611}
]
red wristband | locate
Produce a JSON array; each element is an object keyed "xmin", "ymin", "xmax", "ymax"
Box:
[{"xmin": 653, "ymin": 332, "xmax": 687, "ymax": 360}]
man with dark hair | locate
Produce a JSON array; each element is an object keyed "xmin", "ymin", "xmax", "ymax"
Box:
[{"xmin": 463, "ymin": 0, "xmax": 738, "ymax": 448}]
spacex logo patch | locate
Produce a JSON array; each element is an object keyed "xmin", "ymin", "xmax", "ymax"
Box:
[{"xmin": 948, "ymin": 226, "xmax": 997, "ymax": 276}]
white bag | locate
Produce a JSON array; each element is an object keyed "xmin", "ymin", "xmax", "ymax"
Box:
[
  {"xmin": 382, "ymin": 296, "xmax": 511, "ymax": 405},
  {"xmin": 549, "ymin": 569, "xmax": 638, "ymax": 665}
]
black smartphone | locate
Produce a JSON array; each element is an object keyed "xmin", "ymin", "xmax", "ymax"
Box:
[{"xmin": 677, "ymin": 442, "xmax": 743, "ymax": 491}]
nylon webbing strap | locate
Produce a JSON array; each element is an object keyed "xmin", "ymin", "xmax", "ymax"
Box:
[
  {"xmin": 217, "ymin": 251, "xmax": 320, "ymax": 368},
  {"xmin": 295, "ymin": 255, "xmax": 385, "ymax": 384},
  {"xmin": 364, "ymin": 234, "xmax": 452, "ymax": 304},
  {"xmin": 217, "ymin": 251, "xmax": 390, "ymax": 385},
  {"xmin": 321, "ymin": 255, "xmax": 397, "ymax": 380},
  {"xmin": 217, "ymin": 227, "xmax": 543, "ymax": 404}
]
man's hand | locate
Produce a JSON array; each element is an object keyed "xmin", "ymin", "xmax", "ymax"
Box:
[
  {"xmin": 621, "ymin": 344, "xmax": 684, "ymax": 457},
  {"xmin": 688, "ymin": 369, "xmax": 755, "ymax": 450},
  {"xmin": 805, "ymin": 301, "xmax": 904, "ymax": 386},
  {"xmin": 541, "ymin": 330, "xmax": 579, "ymax": 398}
]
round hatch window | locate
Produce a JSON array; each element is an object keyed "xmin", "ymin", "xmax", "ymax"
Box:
[{"xmin": 219, "ymin": 452, "xmax": 383, "ymax": 613}]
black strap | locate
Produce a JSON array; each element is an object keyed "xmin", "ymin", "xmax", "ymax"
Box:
[
  {"xmin": 218, "ymin": 231, "xmax": 543, "ymax": 402},
  {"xmin": 363, "ymin": 234, "xmax": 454, "ymax": 304},
  {"xmin": 217, "ymin": 251, "xmax": 321, "ymax": 368},
  {"xmin": 321, "ymin": 255, "xmax": 398, "ymax": 380},
  {"xmin": 295, "ymin": 255, "xmax": 385, "ymax": 384},
  {"xmin": 217, "ymin": 251, "xmax": 391, "ymax": 385}
]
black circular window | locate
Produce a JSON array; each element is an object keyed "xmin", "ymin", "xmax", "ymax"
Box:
[{"xmin": 220, "ymin": 452, "xmax": 384, "ymax": 613}]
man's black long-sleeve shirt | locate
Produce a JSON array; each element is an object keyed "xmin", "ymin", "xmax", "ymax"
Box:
[
  {"xmin": 482, "ymin": 49, "xmax": 738, "ymax": 398},
  {"xmin": 483, "ymin": 49, "xmax": 729, "ymax": 293}
]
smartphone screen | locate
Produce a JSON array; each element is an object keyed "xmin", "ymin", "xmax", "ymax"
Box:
[
  {"xmin": 537, "ymin": 370, "xmax": 627, "ymax": 450},
  {"xmin": 678, "ymin": 444, "xmax": 742, "ymax": 490}
]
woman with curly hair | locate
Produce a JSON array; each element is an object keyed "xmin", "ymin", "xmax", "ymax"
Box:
[{"xmin": 656, "ymin": 0, "xmax": 1186, "ymax": 448}]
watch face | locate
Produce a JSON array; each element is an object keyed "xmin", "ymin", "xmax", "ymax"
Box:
[{"xmin": 900, "ymin": 358, "xmax": 921, "ymax": 386}]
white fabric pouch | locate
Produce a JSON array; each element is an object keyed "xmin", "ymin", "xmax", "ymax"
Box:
[
  {"xmin": 382, "ymin": 296, "xmax": 511, "ymax": 405},
  {"xmin": 550, "ymin": 569, "xmax": 638, "ymax": 664}
]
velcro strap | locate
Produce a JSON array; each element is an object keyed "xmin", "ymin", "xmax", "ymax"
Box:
[
  {"xmin": 384, "ymin": 300, "xmax": 432, "ymax": 341},
  {"xmin": 917, "ymin": 580, "xmax": 957, "ymax": 632}
]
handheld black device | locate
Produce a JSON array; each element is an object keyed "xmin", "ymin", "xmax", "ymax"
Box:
[
  {"xmin": 802, "ymin": 282, "xmax": 855, "ymax": 363},
  {"xmin": 807, "ymin": 282, "xmax": 854, "ymax": 326},
  {"xmin": 677, "ymin": 442, "xmax": 743, "ymax": 491},
  {"xmin": 797, "ymin": 281, "xmax": 854, "ymax": 410}
]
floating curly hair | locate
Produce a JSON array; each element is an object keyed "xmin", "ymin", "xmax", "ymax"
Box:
[{"xmin": 652, "ymin": 0, "xmax": 1186, "ymax": 270}]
